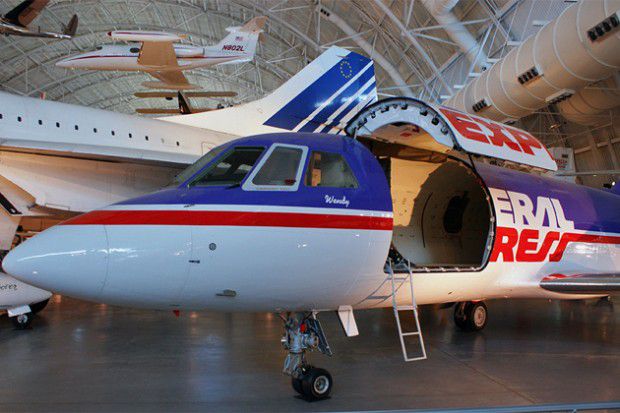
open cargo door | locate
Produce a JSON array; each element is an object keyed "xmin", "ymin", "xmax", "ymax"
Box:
[{"xmin": 345, "ymin": 97, "xmax": 557, "ymax": 171}]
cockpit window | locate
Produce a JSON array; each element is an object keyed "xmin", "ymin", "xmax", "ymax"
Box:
[
  {"xmin": 252, "ymin": 146, "xmax": 303, "ymax": 186},
  {"xmin": 305, "ymin": 151, "xmax": 358, "ymax": 188},
  {"xmin": 169, "ymin": 144, "xmax": 228, "ymax": 187},
  {"xmin": 190, "ymin": 146, "xmax": 264, "ymax": 187}
]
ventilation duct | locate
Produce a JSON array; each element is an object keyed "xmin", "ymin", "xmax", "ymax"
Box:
[
  {"xmin": 421, "ymin": 0, "xmax": 488, "ymax": 70},
  {"xmin": 443, "ymin": 0, "xmax": 620, "ymax": 123},
  {"xmin": 556, "ymin": 72, "xmax": 620, "ymax": 125}
]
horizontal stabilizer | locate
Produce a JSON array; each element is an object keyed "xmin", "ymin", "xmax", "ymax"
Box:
[
  {"xmin": 135, "ymin": 91, "xmax": 237, "ymax": 98},
  {"xmin": 136, "ymin": 108, "xmax": 212, "ymax": 115},
  {"xmin": 141, "ymin": 81, "xmax": 199, "ymax": 90},
  {"xmin": 109, "ymin": 30, "xmax": 183, "ymax": 42},
  {"xmin": 540, "ymin": 273, "xmax": 620, "ymax": 294}
]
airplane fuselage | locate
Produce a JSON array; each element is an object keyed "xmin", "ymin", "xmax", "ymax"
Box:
[
  {"xmin": 56, "ymin": 44, "xmax": 251, "ymax": 71},
  {"xmin": 0, "ymin": 19, "xmax": 70, "ymax": 39},
  {"xmin": 4, "ymin": 133, "xmax": 618, "ymax": 313}
]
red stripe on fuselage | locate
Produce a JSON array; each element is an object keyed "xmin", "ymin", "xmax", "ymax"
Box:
[{"xmin": 61, "ymin": 210, "xmax": 393, "ymax": 231}]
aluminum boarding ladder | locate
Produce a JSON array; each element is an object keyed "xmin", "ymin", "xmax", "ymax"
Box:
[{"xmin": 387, "ymin": 260, "xmax": 427, "ymax": 362}]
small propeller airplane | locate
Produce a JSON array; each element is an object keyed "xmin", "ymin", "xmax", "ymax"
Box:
[
  {"xmin": 56, "ymin": 16, "xmax": 266, "ymax": 90},
  {"xmin": 4, "ymin": 92, "xmax": 619, "ymax": 399},
  {"xmin": 0, "ymin": 0, "xmax": 77, "ymax": 39}
]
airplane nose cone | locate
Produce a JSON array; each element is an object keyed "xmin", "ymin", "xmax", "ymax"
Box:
[
  {"xmin": 55, "ymin": 59, "xmax": 71, "ymax": 68},
  {"xmin": 3, "ymin": 225, "xmax": 109, "ymax": 301}
]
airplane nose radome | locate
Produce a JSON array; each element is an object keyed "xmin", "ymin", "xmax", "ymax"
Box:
[{"xmin": 3, "ymin": 225, "xmax": 109, "ymax": 301}]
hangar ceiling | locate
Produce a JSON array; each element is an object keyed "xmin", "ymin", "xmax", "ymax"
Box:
[{"xmin": 0, "ymin": 0, "xmax": 618, "ymax": 187}]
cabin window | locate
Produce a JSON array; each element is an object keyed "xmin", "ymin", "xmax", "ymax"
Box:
[
  {"xmin": 0, "ymin": 114, "xmax": 3, "ymax": 119},
  {"xmin": 242, "ymin": 144, "xmax": 307, "ymax": 191},
  {"xmin": 145, "ymin": 136, "xmax": 149, "ymax": 141},
  {"xmin": 111, "ymin": 130, "xmax": 115, "ymax": 136},
  {"xmin": 128, "ymin": 133, "xmax": 132, "ymax": 138},
  {"xmin": 56, "ymin": 122, "xmax": 60, "ymax": 128},
  {"xmin": 305, "ymin": 151, "xmax": 358, "ymax": 188},
  {"xmin": 74, "ymin": 125, "xmax": 79, "ymax": 130},
  {"xmin": 38, "ymin": 120, "xmax": 43, "ymax": 125},
  {"xmin": 93, "ymin": 128, "xmax": 97, "ymax": 133},
  {"xmin": 190, "ymin": 146, "xmax": 264, "ymax": 187},
  {"xmin": 130, "ymin": 47, "xmax": 140, "ymax": 53},
  {"xmin": 17, "ymin": 116, "xmax": 22, "ymax": 122}
]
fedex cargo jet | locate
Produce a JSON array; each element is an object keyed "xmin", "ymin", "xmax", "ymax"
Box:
[
  {"xmin": 4, "ymin": 97, "xmax": 618, "ymax": 399},
  {"xmin": 0, "ymin": 46, "xmax": 377, "ymax": 327}
]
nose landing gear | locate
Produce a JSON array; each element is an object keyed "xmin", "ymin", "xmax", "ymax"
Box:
[
  {"xmin": 281, "ymin": 312, "xmax": 333, "ymax": 401},
  {"xmin": 454, "ymin": 301, "xmax": 487, "ymax": 331}
]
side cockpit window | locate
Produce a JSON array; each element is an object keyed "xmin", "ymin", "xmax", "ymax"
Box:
[
  {"xmin": 243, "ymin": 144, "xmax": 307, "ymax": 191},
  {"xmin": 305, "ymin": 151, "xmax": 358, "ymax": 188},
  {"xmin": 190, "ymin": 146, "xmax": 264, "ymax": 187}
]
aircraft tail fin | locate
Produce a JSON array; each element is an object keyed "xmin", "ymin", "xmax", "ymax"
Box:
[
  {"xmin": 63, "ymin": 14, "xmax": 78, "ymax": 37},
  {"xmin": 261, "ymin": 46, "xmax": 377, "ymax": 133},
  {"xmin": 207, "ymin": 16, "xmax": 266, "ymax": 61},
  {"xmin": 161, "ymin": 46, "xmax": 377, "ymax": 136}
]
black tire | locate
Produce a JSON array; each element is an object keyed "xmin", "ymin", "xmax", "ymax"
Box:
[
  {"xmin": 11, "ymin": 312, "xmax": 33, "ymax": 330},
  {"xmin": 453, "ymin": 302, "xmax": 467, "ymax": 329},
  {"xmin": 291, "ymin": 377, "xmax": 303, "ymax": 394},
  {"xmin": 29, "ymin": 299, "xmax": 50, "ymax": 314},
  {"xmin": 301, "ymin": 367, "xmax": 332, "ymax": 401},
  {"xmin": 454, "ymin": 302, "xmax": 487, "ymax": 332}
]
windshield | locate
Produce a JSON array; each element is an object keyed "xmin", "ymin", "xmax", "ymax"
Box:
[
  {"xmin": 169, "ymin": 144, "xmax": 228, "ymax": 187},
  {"xmin": 189, "ymin": 146, "xmax": 264, "ymax": 187}
]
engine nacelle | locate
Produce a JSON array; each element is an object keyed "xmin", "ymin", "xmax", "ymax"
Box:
[{"xmin": 173, "ymin": 45, "xmax": 204, "ymax": 58}]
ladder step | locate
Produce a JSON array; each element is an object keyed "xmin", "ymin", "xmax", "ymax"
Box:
[
  {"xmin": 368, "ymin": 295, "xmax": 391, "ymax": 300},
  {"xmin": 402, "ymin": 332, "xmax": 421, "ymax": 337},
  {"xmin": 396, "ymin": 305, "xmax": 416, "ymax": 311},
  {"xmin": 389, "ymin": 276, "xmax": 409, "ymax": 282}
]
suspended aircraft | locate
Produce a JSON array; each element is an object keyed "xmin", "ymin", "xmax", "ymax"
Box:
[
  {"xmin": 56, "ymin": 17, "xmax": 267, "ymax": 90},
  {"xmin": 0, "ymin": 0, "xmax": 77, "ymax": 39},
  {"xmin": 0, "ymin": 46, "xmax": 378, "ymax": 327},
  {"xmin": 4, "ymin": 97, "xmax": 619, "ymax": 399}
]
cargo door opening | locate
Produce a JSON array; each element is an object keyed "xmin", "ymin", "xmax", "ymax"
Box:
[{"xmin": 362, "ymin": 134, "xmax": 494, "ymax": 272}]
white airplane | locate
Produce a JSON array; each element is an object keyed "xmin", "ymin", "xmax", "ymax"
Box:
[
  {"xmin": 0, "ymin": 271, "xmax": 50, "ymax": 329},
  {"xmin": 0, "ymin": 0, "xmax": 77, "ymax": 39},
  {"xmin": 3, "ymin": 97, "xmax": 618, "ymax": 400},
  {"xmin": 0, "ymin": 46, "xmax": 379, "ymax": 327},
  {"xmin": 56, "ymin": 16, "xmax": 267, "ymax": 90}
]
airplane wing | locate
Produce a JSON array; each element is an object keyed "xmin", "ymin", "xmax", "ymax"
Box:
[
  {"xmin": 145, "ymin": 70, "xmax": 192, "ymax": 90},
  {"xmin": 138, "ymin": 40, "xmax": 197, "ymax": 90},
  {"xmin": 4, "ymin": 0, "xmax": 48, "ymax": 27},
  {"xmin": 540, "ymin": 273, "xmax": 620, "ymax": 294},
  {"xmin": 138, "ymin": 40, "xmax": 178, "ymax": 67}
]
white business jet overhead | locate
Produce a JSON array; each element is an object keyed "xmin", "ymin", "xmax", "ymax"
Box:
[
  {"xmin": 0, "ymin": 46, "xmax": 378, "ymax": 327},
  {"xmin": 56, "ymin": 16, "xmax": 267, "ymax": 90}
]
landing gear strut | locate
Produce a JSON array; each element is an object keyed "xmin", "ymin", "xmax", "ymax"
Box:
[
  {"xmin": 281, "ymin": 312, "xmax": 333, "ymax": 401},
  {"xmin": 454, "ymin": 301, "xmax": 487, "ymax": 331}
]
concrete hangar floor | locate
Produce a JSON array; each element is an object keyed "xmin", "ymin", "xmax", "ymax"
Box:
[{"xmin": 0, "ymin": 295, "xmax": 618, "ymax": 412}]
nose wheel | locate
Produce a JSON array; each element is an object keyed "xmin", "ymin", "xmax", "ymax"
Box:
[
  {"xmin": 11, "ymin": 311, "xmax": 33, "ymax": 330},
  {"xmin": 281, "ymin": 312, "xmax": 333, "ymax": 401},
  {"xmin": 454, "ymin": 301, "xmax": 487, "ymax": 331}
]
